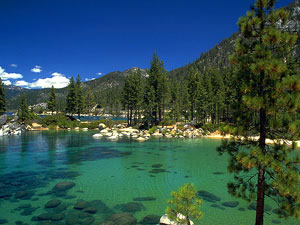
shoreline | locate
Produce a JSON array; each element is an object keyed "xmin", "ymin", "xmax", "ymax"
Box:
[{"xmin": 2, "ymin": 121, "xmax": 300, "ymax": 148}]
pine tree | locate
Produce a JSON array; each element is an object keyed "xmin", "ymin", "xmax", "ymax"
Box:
[
  {"xmin": 203, "ymin": 72, "xmax": 213, "ymax": 123},
  {"xmin": 18, "ymin": 93, "xmax": 30, "ymax": 122},
  {"xmin": 180, "ymin": 80, "xmax": 191, "ymax": 121},
  {"xmin": 143, "ymin": 83, "xmax": 156, "ymax": 128},
  {"xmin": 223, "ymin": 67, "xmax": 237, "ymax": 122},
  {"xmin": 122, "ymin": 69, "xmax": 143, "ymax": 125},
  {"xmin": 195, "ymin": 74, "xmax": 207, "ymax": 124},
  {"xmin": 66, "ymin": 77, "xmax": 77, "ymax": 116},
  {"xmin": 170, "ymin": 79, "xmax": 181, "ymax": 121},
  {"xmin": 217, "ymin": 1, "xmax": 300, "ymax": 225},
  {"xmin": 210, "ymin": 68, "xmax": 225, "ymax": 124},
  {"xmin": 85, "ymin": 86, "xmax": 95, "ymax": 122},
  {"xmin": 166, "ymin": 183, "xmax": 203, "ymax": 225},
  {"xmin": 0, "ymin": 78, "xmax": 6, "ymax": 115},
  {"xmin": 47, "ymin": 85, "xmax": 57, "ymax": 115},
  {"xmin": 187, "ymin": 66, "xmax": 201, "ymax": 121},
  {"xmin": 145, "ymin": 53, "xmax": 169, "ymax": 125},
  {"xmin": 76, "ymin": 75, "xmax": 84, "ymax": 120}
]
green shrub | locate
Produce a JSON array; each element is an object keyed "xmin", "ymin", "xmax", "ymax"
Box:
[
  {"xmin": 161, "ymin": 117, "xmax": 176, "ymax": 126},
  {"xmin": 40, "ymin": 114, "xmax": 80, "ymax": 129},
  {"xmin": 48, "ymin": 124, "xmax": 57, "ymax": 130},
  {"xmin": 80, "ymin": 121, "xmax": 99, "ymax": 129},
  {"xmin": 149, "ymin": 126, "xmax": 157, "ymax": 134},
  {"xmin": 176, "ymin": 124, "xmax": 184, "ymax": 130}
]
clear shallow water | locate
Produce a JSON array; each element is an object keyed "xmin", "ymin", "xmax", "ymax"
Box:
[{"xmin": 0, "ymin": 131, "xmax": 298, "ymax": 225}]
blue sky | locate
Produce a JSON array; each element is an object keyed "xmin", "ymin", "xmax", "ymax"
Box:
[{"xmin": 0, "ymin": 0, "xmax": 294, "ymax": 89}]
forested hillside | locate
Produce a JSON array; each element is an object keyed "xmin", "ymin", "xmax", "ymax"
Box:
[{"xmin": 169, "ymin": 0, "xmax": 300, "ymax": 78}]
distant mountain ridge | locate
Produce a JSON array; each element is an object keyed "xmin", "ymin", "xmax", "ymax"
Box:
[
  {"xmin": 4, "ymin": 67, "xmax": 148, "ymax": 110},
  {"xmin": 4, "ymin": 0, "xmax": 300, "ymax": 110}
]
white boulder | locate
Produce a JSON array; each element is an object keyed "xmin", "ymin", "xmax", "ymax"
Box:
[
  {"xmin": 160, "ymin": 214, "xmax": 194, "ymax": 225},
  {"xmin": 92, "ymin": 133, "xmax": 103, "ymax": 138}
]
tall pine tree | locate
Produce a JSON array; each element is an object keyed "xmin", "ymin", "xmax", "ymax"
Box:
[
  {"xmin": 217, "ymin": 1, "xmax": 300, "ymax": 224},
  {"xmin": 145, "ymin": 52, "xmax": 169, "ymax": 125},
  {"xmin": 0, "ymin": 78, "xmax": 6, "ymax": 115},
  {"xmin": 66, "ymin": 77, "xmax": 77, "ymax": 116},
  {"xmin": 122, "ymin": 69, "xmax": 143, "ymax": 125},
  {"xmin": 76, "ymin": 75, "xmax": 84, "ymax": 120},
  {"xmin": 18, "ymin": 93, "xmax": 30, "ymax": 122},
  {"xmin": 187, "ymin": 65, "xmax": 201, "ymax": 122},
  {"xmin": 47, "ymin": 85, "xmax": 57, "ymax": 115}
]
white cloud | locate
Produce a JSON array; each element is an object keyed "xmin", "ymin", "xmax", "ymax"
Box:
[
  {"xmin": 31, "ymin": 65, "xmax": 42, "ymax": 73},
  {"xmin": 15, "ymin": 80, "xmax": 29, "ymax": 87},
  {"xmin": 3, "ymin": 80, "xmax": 11, "ymax": 85},
  {"xmin": 0, "ymin": 66, "xmax": 23, "ymax": 80},
  {"xmin": 97, "ymin": 72, "xmax": 102, "ymax": 76},
  {"xmin": 16, "ymin": 72, "xmax": 70, "ymax": 89},
  {"xmin": 30, "ymin": 74, "xmax": 69, "ymax": 88},
  {"xmin": 85, "ymin": 78, "xmax": 95, "ymax": 81},
  {"xmin": 10, "ymin": 64, "xmax": 17, "ymax": 67},
  {"xmin": 52, "ymin": 72, "xmax": 63, "ymax": 77}
]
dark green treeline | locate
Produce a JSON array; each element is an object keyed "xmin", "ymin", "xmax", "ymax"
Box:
[{"xmin": 121, "ymin": 53, "xmax": 238, "ymax": 127}]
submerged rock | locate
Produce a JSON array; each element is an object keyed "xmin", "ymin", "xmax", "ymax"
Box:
[
  {"xmin": 115, "ymin": 202, "xmax": 145, "ymax": 213},
  {"xmin": 83, "ymin": 207, "xmax": 97, "ymax": 214},
  {"xmin": 89, "ymin": 200, "xmax": 112, "ymax": 214},
  {"xmin": 37, "ymin": 212, "xmax": 53, "ymax": 221},
  {"xmin": 18, "ymin": 204, "xmax": 32, "ymax": 209},
  {"xmin": 74, "ymin": 200, "xmax": 89, "ymax": 210},
  {"xmin": 20, "ymin": 206, "xmax": 40, "ymax": 216},
  {"xmin": 45, "ymin": 199, "xmax": 61, "ymax": 208},
  {"xmin": 210, "ymin": 204, "xmax": 225, "ymax": 210},
  {"xmin": 52, "ymin": 181, "xmax": 75, "ymax": 192},
  {"xmin": 65, "ymin": 211, "xmax": 94, "ymax": 225},
  {"xmin": 248, "ymin": 202, "xmax": 272, "ymax": 211},
  {"xmin": 51, "ymin": 212, "xmax": 65, "ymax": 221},
  {"xmin": 133, "ymin": 197, "xmax": 156, "ymax": 201},
  {"xmin": 213, "ymin": 172, "xmax": 224, "ymax": 175},
  {"xmin": 197, "ymin": 190, "xmax": 221, "ymax": 202},
  {"xmin": 149, "ymin": 169, "xmax": 167, "ymax": 173},
  {"xmin": 151, "ymin": 164, "xmax": 163, "ymax": 168},
  {"xmin": 107, "ymin": 212, "xmax": 137, "ymax": 225},
  {"xmin": 0, "ymin": 219, "xmax": 8, "ymax": 224},
  {"xmin": 222, "ymin": 201, "xmax": 239, "ymax": 208},
  {"xmin": 140, "ymin": 214, "xmax": 160, "ymax": 224}
]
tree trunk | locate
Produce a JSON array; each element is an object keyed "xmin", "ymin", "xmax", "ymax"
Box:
[
  {"xmin": 255, "ymin": 168, "xmax": 265, "ymax": 225},
  {"xmin": 158, "ymin": 107, "xmax": 162, "ymax": 123},
  {"xmin": 127, "ymin": 107, "xmax": 130, "ymax": 126},
  {"xmin": 256, "ymin": 107, "xmax": 266, "ymax": 225},
  {"xmin": 130, "ymin": 108, "xmax": 133, "ymax": 126},
  {"xmin": 186, "ymin": 216, "xmax": 191, "ymax": 225}
]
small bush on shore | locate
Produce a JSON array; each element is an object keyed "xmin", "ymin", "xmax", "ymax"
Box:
[{"xmin": 39, "ymin": 114, "xmax": 79, "ymax": 129}]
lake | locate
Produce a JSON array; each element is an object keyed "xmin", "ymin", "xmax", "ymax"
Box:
[{"xmin": 0, "ymin": 131, "xmax": 298, "ymax": 225}]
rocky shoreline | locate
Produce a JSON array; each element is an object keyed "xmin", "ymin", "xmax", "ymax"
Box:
[
  {"xmin": 92, "ymin": 123, "xmax": 300, "ymax": 148},
  {"xmin": 92, "ymin": 123, "xmax": 213, "ymax": 142},
  {"xmin": 0, "ymin": 114, "xmax": 25, "ymax": 136},
  {"xmin": 2, "ymin": 115, "xmax": 300, "ymax": 148}
]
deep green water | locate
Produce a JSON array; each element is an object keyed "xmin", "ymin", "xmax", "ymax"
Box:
[{"xmin": 0, "ymin": 131, "xmax": 298, "ymax": 225}]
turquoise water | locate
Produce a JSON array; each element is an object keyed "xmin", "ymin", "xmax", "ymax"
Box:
[{"xmin": 0, "ymin": 131, "xmax": 298, "ymax": 225}]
